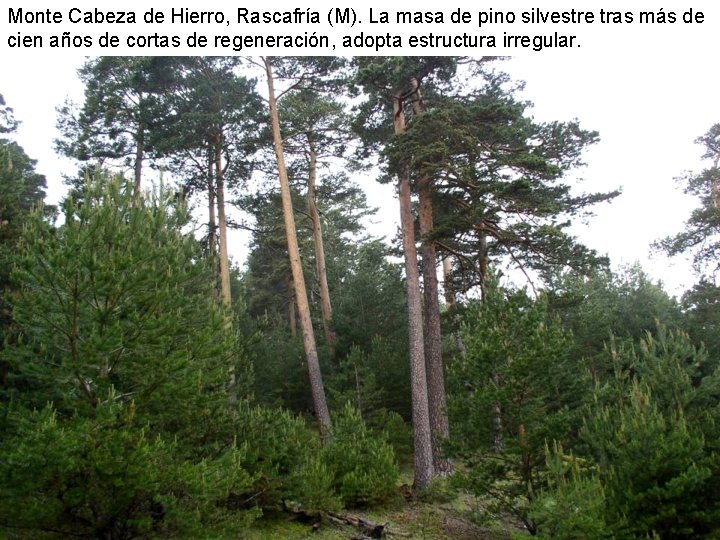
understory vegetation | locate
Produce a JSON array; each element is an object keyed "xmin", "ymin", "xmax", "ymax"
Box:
[{"xmin": 1, "ymin": 58, "xmax": 719, "ymax": 539}]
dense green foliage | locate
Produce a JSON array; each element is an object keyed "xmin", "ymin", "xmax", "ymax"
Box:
[
  {"xmin": 657, "ymin": 124, "xmax": 720, "ymax": 278},
  {"xmin": 0, "ymin": 176, "xmax": 402, "ymax": 537},
  {"xmin": 0, "ymin": 95, "xmax": 50, "ymax": 344},
  {"xmin": 3, "ymin": 66, "xmax": 720, "ymax": 539},
  {"xmin": 580, "ymin": 329, "xmax": 720, "ymax": 539},
  {"xmin": 448, "ymin": 280, "xmax": 720, "ymax": 537},
  {"xmin": 1, "ymin": 177, "xmax": 257, "ymax": 537},
  {"xmin": 448, "ymin": 287, "xmax": 587, "ymax": 531},
  {"xmin": 322, "ymin": 404, "xmax": 400, "ymax": 507}
]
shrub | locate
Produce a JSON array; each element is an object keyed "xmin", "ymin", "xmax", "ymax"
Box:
[
  {"xmin": 583, "ymin": 380, "xmax": 719, "ymax": 539},
  {"xmin": 232, "ymin": 404, "xmax": 339, "ymax": 513},
  {"xmin": 0, "ymin": 177, "xmax": 258, "ymax": 538},
  {"xmin": 322, "ymin": 403, "xmax": 400, "ymax": 506},
  {"xmin": 447, "ymin": 288, "xmax": 587, "ymax": 531},
  {"xmin": 530, "ymin": 442, "xmax": 609, "ymax": 539},
  {"xmin": 0, "ymin": 402, "xmax": 258, "ymax": 539}
]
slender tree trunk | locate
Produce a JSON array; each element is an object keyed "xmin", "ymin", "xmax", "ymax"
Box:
[
  {"xmin": 288, "ymin": 276, "xmax": 297, "ymax": 338},
  {"xmin": 307, "ymin": 138, "xmax": 336, "ymax": 355},
  {"xmin": 478, "ymin": 233, "xmax": 488, "ymax": 301},
  {"xmin": 207, "ymin": 144, "xmax": 217, "ymax": 262},
  {"xmin": 442, "ymin": 257, "xmax": 455, "ymax": 308},
  {"xmin": 264, "ymin": 57, "xmax": 332, "ymax": 441},
  {"xmin": 134, "ymin": 125, "xmax": 144, "ymax": 192},
  {"xmin": 443, "ymin": 256, "xmax": 467, "ymax": 358},
  {"xmin": 493, "ymin": 373, "xmax": 504, "ymax": 453},
  {"xmin": 213, "ymin": 133, "xmax": 236, "ymax": 403},
  {"xmin": 395, "ymin": 95, "xmax": 433, "ymax": 489},
  {"xmin": 411, "ymin": 81, "xmax": 450, "ymax": 473},
  {"xmin": 214, "ymin": 134, "xmax": 232, "ymax": 308},
  {"xmin": 712, "ymin": 154, "xmax": 720, "ymax": 208}
]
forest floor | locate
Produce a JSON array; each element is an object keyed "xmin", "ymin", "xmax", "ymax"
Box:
[
  {"xmin": 243, "ymin": 500, "xmax": 520, "ymax": 539},
  {"xmin": 243, "ymin": 478, "xmax": 525, "ymax": 539}
]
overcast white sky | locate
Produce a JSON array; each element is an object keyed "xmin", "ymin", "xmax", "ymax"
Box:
[{"xmin": 2, "ymin": 54, "xmax": 718, "ymax": 296}]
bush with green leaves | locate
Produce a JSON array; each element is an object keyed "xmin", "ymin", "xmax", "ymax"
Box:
[
  {"xmin": 0, "ymin": 176, "xmax": 258, "ymax": 537},
  {"xmin": 322, "ymin": 403, "xmax": 400, "ymax": 507},
  {"xmin": 231, "ymin": 404, "xmax": 339, "ymax": 514},
  {"xmin": 529, "ymin": 442, "xmax": 608, "ymax": 539},
  {"xmin": 0, "ymin": 402, "xmax": 258, "ymax": 539},
  {"xmin": 579, "ymin": 328, "xmax": 720, "ymax": 539},
  {"xmin": 447, "ymin": 288, "xmax": 589, "ymax": 532},
  {"xmin": 530, "ymin": 328, "xmax": 720, "ymax": 539}
]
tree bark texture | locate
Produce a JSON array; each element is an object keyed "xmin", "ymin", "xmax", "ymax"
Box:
[
  {"xmin": 712, "ymin": 153, "xmax": 720, "ymax": 208},
  {"xmin": 264, "ymin": 57, "xmax": 333, "ymax": 441},
  {"xmin": 288, "ymin": 276, "xmax": 297, "ymax": 338},
  {"xmin": 412, "ymin": 80, "xmax": 450, "ymax": 472},
  {"xmin": 134, "ymin": 122, "xmax": 144, "ymax": 192},
  {"xmin": 418, "ymin": 178, "xmax": 450, "ymax": 471},
  {"xmin": 214, "ymin": 134, "xmax": 232, "ymax": 308},
  {"xmin": 207, "ymin": 144, "xmax": 217, "ymax": 262},
  {"xmin": 394, "ymin": 95, "xmax": 434, "ymax": 488},
  {"xmin": 308, "ymin": 138, "xmax": 336, "ymax": 355}
]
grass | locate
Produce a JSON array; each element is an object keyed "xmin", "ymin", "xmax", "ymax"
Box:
[{"xmin": 240, "ymin": 477, "xmax": 525, "ymax": 540}]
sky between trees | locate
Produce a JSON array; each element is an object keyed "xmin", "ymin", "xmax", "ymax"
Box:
[{"xmin": 3, "ymin": 53, "xmax": 719, "ymax": 294}]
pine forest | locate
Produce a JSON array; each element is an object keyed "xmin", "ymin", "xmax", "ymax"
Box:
[{"xmin": 1, "ymin": 56, "xmax": 719, "ymax": 539}]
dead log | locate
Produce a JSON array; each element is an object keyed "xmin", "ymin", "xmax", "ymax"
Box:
[{"xmin": 326, "ymin": 512, "xmax": 411, "ymax": 538}]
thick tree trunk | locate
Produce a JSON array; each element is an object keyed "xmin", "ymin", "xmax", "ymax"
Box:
[
  {"xmin": 264, "ymin": 57, "xmax": 333, "ymax": 441},
  {"xmin": 418, "ymin": 178, "xmax": 450, "ymax": 472},
  {"xmin": 412, "ymin": 81, "xmax": 450, "ymax": 473},
  {"xmin": 395, "ymin": 95, "xmax": 434, "ymax": 488},
  {"xmin": 307, "ymin": 138, "xmax": 336, "ymax": 355},
  {"xmin": 214, "ymin": 136, "xmax": 232, "ymax": 308}
]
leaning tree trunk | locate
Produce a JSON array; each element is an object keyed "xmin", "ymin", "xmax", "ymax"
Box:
[
  {"xmin": 307, "ymin": 137, "xmax": 336, "ymax": 356},
  {"xmin": 394, "ymin": 95, "xmax": 434, "ymax": 489},
  {"xmin": 412, "ymin": 82, "xmax": 450, "ymax": 473},
  {"xmin": 264, "ymin": 57, "xmax": 333, "ymax": 441},
  {"xmin": 287, "ymin": 276, "xmax": 297, "ymax": 338}
]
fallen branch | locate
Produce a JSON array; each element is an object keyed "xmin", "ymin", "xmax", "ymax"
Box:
[{"xmin": 326, "ymin": 512, "xmax": 411, "ymax": 538}]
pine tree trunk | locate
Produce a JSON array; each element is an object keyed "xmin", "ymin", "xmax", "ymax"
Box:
[
  {"xmin": 412, "ymin": 81, "xmax": 450, "ymax": 473},
  {"xmin": 308, "ymin": 138, "xmax": 336, "ymax": 356},
  {"xmin": 264, "ymin": 57, "xmax": 333, "ymax": 441},
  {"xmin": 134, "ymin": 125, "xmax": 144, "ymax": 192},
  {"xmin": 443, "ymin": 256, "xmax": 467, "ymax": 359},
  {"xmin": 478, "ymin": 233, "xmax": 488, "ymax": 301},
  {"xmin": 712, "ymin": 154, "xmax": 720, "ymax": 208},
  {"xmin": 207, "ymin": 144, "xmax": 217, "ymax": 262},
  {"xmin": 214, "ymin": 135, "xmax": 232, "ymax": 308},
  {"xmin": 418, "ymin": 178, "xmax": 450, "ymax": 473},
  {"xmin": 288, "ymin": 276, "xmax": 297, "ymax": 338},
  {"xmin": 442, "ymin": 257, "xmax": 455, "ymax": 308},
  {"xmin": 213, "ymin": 133, "xmax": 236, "ymax": 403},
  {"xmin": 395, "ymin": 95, "xmax": 434, "ymax": 488}
]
